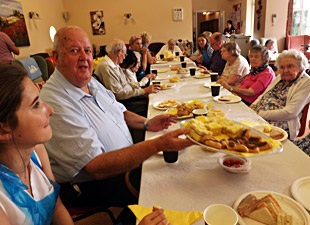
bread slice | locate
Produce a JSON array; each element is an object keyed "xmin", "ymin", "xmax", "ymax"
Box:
[
  {"xmin": 237, "ymin": 194, "xmax": 259, "ymax": 216},
  {"xmin": 270, "ymin": 128, "xmax": 284, "ymax": 140},
  {"xmin": 248, "ymin": 202, "xmax": 277, "ymax": 225}
]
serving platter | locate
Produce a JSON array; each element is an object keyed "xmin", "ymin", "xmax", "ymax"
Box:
[
  {"xmin": 252, "ymin": 125, "xmax": 288, "ymax": 142},
  {"xmin": 233, "ymin": 190, "xmax": 310, "ymax": 225}
]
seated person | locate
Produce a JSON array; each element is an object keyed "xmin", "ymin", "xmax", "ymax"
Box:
[
  {"xmin": 251, "ymin": 49, "xmax": 310, "ymax": 149},
  {"xmin": 121, "ymin": 50, "xmax": 156, "ymax": 88},
  {"xmin": 95, "ymin": 40, "xmax": 159, "ymax": 117},
  {"xmin": 0, "ymin": 64, "xmax": 73, "ymax": 225},
  {"xmin": 217, "ymin": 42, "xmax": 249, "ymax": 85},
  {"xmin": 190, "ymin": 33, "xmax": 213, "ymax": 68},
  {"xmin": 209, "ymin": 32, "xmax": 226, "ymax": 75},
  {"xmin": 265, "ymin": 39, "xmax": 277, "ymax": 56},
  {"xmin": 156, "ymin": 39, "xmax": 182, "ymax": 58},
  {"xmin": 40, "ymin": 26, "xmax": 194, "ymax": 223},
  {"xmin": 220, "ymin": 45, "xmax": 275, "ymax": 106},
  {"xmin": 0, "ymin": 28, "xmax": 20, "ymax": 64},
  {"xmin": 140, "ymin": 31, "xmax": 156, "ymax": 64},
  {"xmin": 223, "ymin": 20, "xmax": 235, "ymax": 35}
]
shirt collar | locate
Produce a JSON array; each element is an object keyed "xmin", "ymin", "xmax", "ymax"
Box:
[{"xmin": 105, "ymin": 55, "xmax": 119, "ymax": 70}]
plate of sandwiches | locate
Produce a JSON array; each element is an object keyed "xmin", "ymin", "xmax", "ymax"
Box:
[
  {"xmin": 153, "ymin": 100, "xmax": 179, "ymax": 110},
  {"xmin": 214, "ymin": 95, "xmax": 242, "ymax": 104},
  {"xmin": 252, "ymin": 125, "xmax": 288, "ymax": 142},
  {"xmin": 181, "ymin": 116, "xmax": 283, "ymax": 157},
  {"xmin": 233, "ymin": 191, "xmax": 310, "ymax": 225}
]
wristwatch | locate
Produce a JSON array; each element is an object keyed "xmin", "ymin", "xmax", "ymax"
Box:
[{"xmin": 229, "ymin": 87, "xmax": 234, "ymax": 92}]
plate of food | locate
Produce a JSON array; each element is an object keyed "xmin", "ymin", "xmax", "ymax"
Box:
[
  {"xmin": 157, "ymin": 69, "xmax": 170, "ymax": 73},
  {"xmin": 214, "ymin": 95, "xmax": 242, "ymax": 104},
  {"xmin": 233, "ymin": 190, "xmax": 310, "ymax": 225},
  {"xmin": 181, "ymin": 117, "xmax": 283, "ymax": 157},
  {"xmin": 252, "ymin": 125, "xmax": 288, "ymax": 142},
  {"xmin": 153, "ymin": 100, "xmax": 179, "ymax": 110},
  {"xmin": 291, "ymin": 176, "xmax": 310, "ymax": 211},
  {"xmin": 193, "ymin": 74, "xmax": 210, "ymax": 79},
  {"xmin": 177, "ymin": 68, "xmax": 190, "ymax": 75},
  {"xmin": 160, "ymin": 83, "xmax": 176, "ymax": 90},
  {"xmin": 165, "ymin": 100, "xmax": 205, "ymax": 120},
  {"xmin": 204, "ymin": 102, "xmax": 231, "ymax": 117}
]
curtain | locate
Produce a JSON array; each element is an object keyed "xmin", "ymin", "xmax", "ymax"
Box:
[{"xmin": 286, "ymin": 0, "xmax": 293, "ymax": 36}]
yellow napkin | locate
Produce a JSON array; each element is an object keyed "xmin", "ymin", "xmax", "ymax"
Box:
[
  {"xmin": 128, "ymin": 205, "xmax": 203, "ymax": 225},
  {"xmin": 164, "ymin": 51, "xmax": 174, "ymax": 58}
]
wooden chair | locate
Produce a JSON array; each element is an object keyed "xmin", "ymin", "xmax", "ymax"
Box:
[{"xmin": 297, "ymin": 103, "xmax": 310, "ymax": 138}]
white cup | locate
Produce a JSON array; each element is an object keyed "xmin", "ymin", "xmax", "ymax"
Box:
[{"xmin": 203, "ymin": 204, "xmax": 238, "ymax": 225}]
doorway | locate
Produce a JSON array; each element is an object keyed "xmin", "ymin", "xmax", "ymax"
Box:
[{"xmin": 193, "ymin": 10, "xmax": 225, "ymax": 50}]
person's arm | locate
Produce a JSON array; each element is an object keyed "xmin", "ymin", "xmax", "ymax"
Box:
[
  {"xmin": 146, "ymin": 51, "xmax": 156, "ymax": 64},
  {"xmin": 84, "ymin": 128, "xmax": 194, "ymax": 180},
  {"xmin": 139, "ymin": 209, "xmax": 169, "ymax": 225},
  {"xmin": 9, "ymin": 45, "xmax": 19, "ymax": 55},
  {"xmin": 141, "ymin": 47, "xmax": 148, "ymax": 71},
  {"xmin": 34, "ymin": 145, "xmax": 74, "ymax": 225},
  {"xmin": 224, "ymin": 83, "xmax": 255, "ymax": 96},
  {"xmin": 190, "ymin": 50, "xmax": 201, "ymax": 61},
  {"xmin": 225, "ymin": 74, "xmax": 242, "ymax": 85},
  {"xmin": 0, "ymin": 208, "xmax": 11, "ymax": 225}
]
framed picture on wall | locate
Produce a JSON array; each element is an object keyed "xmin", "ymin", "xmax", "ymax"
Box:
[
  {"xmin": 0, "ymin": 0, "xmax": 30, "ymax": 46},
  {"xmin": 90, "ymin": 11, "xmax": 105, "ymax": 35}
]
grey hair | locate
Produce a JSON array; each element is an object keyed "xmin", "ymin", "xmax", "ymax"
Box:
[
  {"xmin": 275, "ymin": 49, "xmax": 309, "ymax": 71},
  {"xmin": 250, "ymin": 45, "xmax": 270, "ymax": 65},
  {"xmin": 222, "ymin": 42, "xmax": 241, "ymax": 57},
  {"xmin": 106, "ymin": 39, "xmax": 126, "ymax": 54}
]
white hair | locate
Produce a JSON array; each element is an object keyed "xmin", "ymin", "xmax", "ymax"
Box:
[
  {"xmin": 106, "ymin": 39, "xmax": 126, "ymax": 54},
  {"xmin": 276, "ymin": 49, "xmax": 309, "ymax": 71}
]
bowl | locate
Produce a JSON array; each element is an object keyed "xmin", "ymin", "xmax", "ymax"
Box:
[
  {"xmin": 203, "ymin": 204, "xmax": 238, "ymax": 225},
  {"xmin": 217, "ymin": 155, "xmax": 251, "ymax": 173}
]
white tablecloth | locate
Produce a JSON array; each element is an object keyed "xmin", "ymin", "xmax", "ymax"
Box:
[{"xmin": 139, "ymin": 75, "xmax": 310, "ymax": 224}]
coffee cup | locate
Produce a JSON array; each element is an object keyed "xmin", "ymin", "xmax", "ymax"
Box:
[
  {"xmin": 152, "ymin": 81, "xmax": 161, "ymax": 85},
  {"xmin": 210, "ymin": 73, "xmax": 218, "ymax": 82},
  {"xmin": 211, "ymin": 83, "xmax": 221, "ymax": 97},
  {"xmin": 175, "ymin": 52, "xmax": 180, "ymax": 56},
  {"xmin": 203, "ymin": 204, "xmax": 238, "ymax": 225},
  {"xmin": 160, "ymin": 54, "xmax": 164, "ymax": 60},
  {"xmin": 181, "ymin": 62, "xmax": 187, "ymax": 68},
  {"xmin": 189, "ymin": 67, "xmax": 196, "ymax": 76},
  {"xmin": 151, "ymin": 69, "xmax": 158, "ymax": 75},
  {"xmin": 180, "ymin": 55, "xmax": 185, "ymax": 62},
  {"xmin": 193, "ymin": 109, "xmax": 207, "ymax": 118},
  {"xmin": 163, "ymin": 151, "xmax": 178, "ymax": 163}
]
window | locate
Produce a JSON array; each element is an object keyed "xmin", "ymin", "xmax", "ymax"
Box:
[{"xmin": 292, "ymin": 0, "xmax": 310, "ymax": 35}]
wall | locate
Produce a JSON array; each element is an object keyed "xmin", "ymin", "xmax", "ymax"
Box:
[
  {"xmin": 62, "ymin": 0, "xmax": 192, "ymax": 51},
  {"xmin": 17, "ymin": 0, "xmax": 65, "ymax": 58},
  {"xmin": 264, "ymin": 0, "xmax": 289, "ymax": 52}
]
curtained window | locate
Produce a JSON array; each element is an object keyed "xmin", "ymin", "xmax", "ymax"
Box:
[{"xmin": 287, "ymin": 0, "xmax": 310, "ymax": 35}]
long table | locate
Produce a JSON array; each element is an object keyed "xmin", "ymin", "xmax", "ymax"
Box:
[{"xmin": 139, "ymin": 71, "xmax": 310, "ymax": 224}]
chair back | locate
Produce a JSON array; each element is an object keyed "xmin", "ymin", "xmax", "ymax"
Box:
[
  {"xmin": 148, "ymin": 42, "xmax": 165, "ymax": 56},
  {"xmin": 297, "ymin": 102, "xmax": 310, "ymax": 138},
  {"xmin": 45, "ymin": 58, "xmax": 55, "ymax": 78},
  {"xmin": 12, "ymin": 57, "xmax": 43, "ymax": 83},
  {"xmin": 31, "ymin": 55, "xmax": 49, "ymax": 81},
  {"xmin": 30, "ymin": 52, "xmax": 50, "ymax": 59}
]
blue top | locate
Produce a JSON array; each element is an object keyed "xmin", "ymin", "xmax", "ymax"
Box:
[
  {"xmin": 0, "ymin": 152, "xmax": 59, "ymax": 225},
  {"xmin": 40, "ymin": 69, "xmax": 133, "ymax": 183}
]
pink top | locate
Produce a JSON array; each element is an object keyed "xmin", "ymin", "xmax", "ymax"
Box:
[
  {"xmin": 239, "ymin": 66, "xmax": 275, "ymax": 103},
  {"xmin": 0, "ymin": 32, "xmax": 15, "ymax": 63}
]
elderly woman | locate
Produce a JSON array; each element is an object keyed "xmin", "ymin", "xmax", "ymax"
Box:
[
  {"xmin": 217, "ymin": 42, "xmax": 250, "ymax": 85},
  {"xmin": 141, "ymin": 31, "xmax": 156, "ymax": 64},
  {"xmin": 220, "ymin": 45, "xmax": 275, "ymax": 106},
  {"xmin": 252, "ymin": 49, "xmax": 310, "ymax": 146},
  {"xmin": 190, "ymin": 33, "xmax": 213, "ymax": 68}
]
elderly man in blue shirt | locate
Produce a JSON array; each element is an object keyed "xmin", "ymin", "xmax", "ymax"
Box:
[{"xmin": 40, "ymin": 26, "xmax": 193, "ymax": 223}]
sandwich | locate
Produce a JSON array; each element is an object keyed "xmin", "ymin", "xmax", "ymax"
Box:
[
  {"xmin": 237, "ymin": 194, "xmax": 285, "ymax": 225},
  {"xmin": 270, "ymin": 128, "xmax": 285, "ymax": 140}
]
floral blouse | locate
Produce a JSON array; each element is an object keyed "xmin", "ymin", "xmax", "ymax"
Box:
[{"xmin": 253, "ymin": 78, "xmax": 299, "ymax": 134}]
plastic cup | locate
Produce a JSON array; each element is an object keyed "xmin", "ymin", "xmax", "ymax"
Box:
[
  {"xmin": 152, "ymin": 81, "xmax": 160, "ymax": 85},
  {"xmin": 210, "ymin": 73, "xmax": 218, "ymax": 82},
  {"xmin": 151, "ymin": 69, "xmax": 158, "ymax": 75},
  {"xmin": 160, "ymin": 54, "xmax": 164, "ymax": 59},
  {"xmin": 211, "ymin": 83, "xmax": 221, "ymax": 97},
  {"xmin": 203, "ymin": 204, "xmax": 238, "ymax": 225},
  {"xmin": 175, "ymin": 52, "xmax": 180, "ymax": 56},
  {"xmin": 181, "ymin": 62, "xmax": 187, "ymax": 68},
  {"xmin": 180, "ymin": 56, "xmax": 185, "ymax": 62},
  {"xmin": 163, "ymin": 151, "xmax": 178, "ymax": 163},
  {"xmin": 189, "ymin": 67, "xmax": 196, "ymax": 76}
]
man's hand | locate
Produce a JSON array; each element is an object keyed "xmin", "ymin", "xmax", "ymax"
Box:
[
  {"xmin": 144, "ymin": 84, "xmax": 160, "ymax": 96},
  {"xmin": 147, "ymin": 114, "xmax": 177, "ymax": 131},
  {"xmin": 145, "ymin": 73, "xmax": 157, "ymax": 80}
]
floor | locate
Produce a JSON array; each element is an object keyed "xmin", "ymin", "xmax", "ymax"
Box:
[{"xmin": 74, "ymin": 207, "xmax": 123, "ymax": 225}]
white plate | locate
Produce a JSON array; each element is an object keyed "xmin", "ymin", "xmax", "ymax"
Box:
[
  {"xmin": 160, "ymin": 83, "xmax": 176, "ymax": 90},
  {"xmin": 252, "ymin": 125, "xmax": 288, "ymax": 142},
  {"xmin": 155, "ymin": 74, "xmax": 171, "ymax": 81},
  {"xmin": 157, "ymin": 69, "xmax": 170, "ymax": 73},
  {"xmin": 155, "ymin": 60, "xmax": 168, "ymax": 64},
  {"xmin": 291, "ymin": 176, "xmax": 310, "ymax": 211},
  {"xmin": 180, "ymin": 120, "xmax": 283, "ymax": 158},
  {"xmin": 233, "ymin": 190, "xmax": 310, "ymax": 225},
  {"xmin": 153, "ymin": 100, "xmax": 179, "ymax": 111},
  {"xmin": 193, "ymin": 74, "xmax": 210, "ymax": 79},
  {"xmin": 214, "ymin": 95, "xmax": 242, "ymax": 104},
  {"xmin": 204, "ymin": 82, "xmax": 223, "ymax": 88}
]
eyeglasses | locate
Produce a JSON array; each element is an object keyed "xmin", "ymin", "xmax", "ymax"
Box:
[
  {"xmin": 121, "ymin": 50, "xmax": 127, "ymax": 56},
  {"xmin": 210, "ymin": 41, "xmax": 218, "ymax": 46}
]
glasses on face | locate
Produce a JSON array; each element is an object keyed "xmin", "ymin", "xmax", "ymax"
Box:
[
  {"xmin": 210, "ymin": 41, "xmax": 218, "ymax": 46},
  {"xmin": 121, "ymin": 50, "xmax": 127, "ymax": 56}
]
